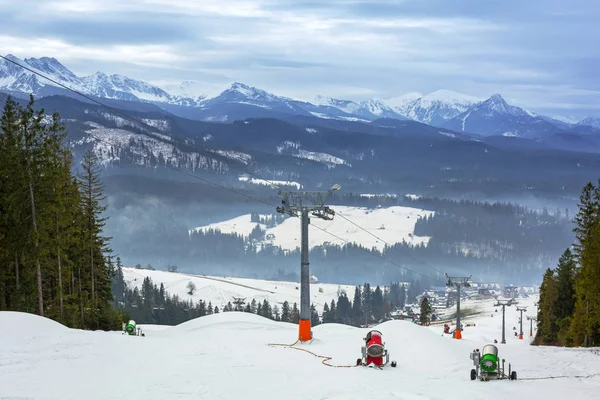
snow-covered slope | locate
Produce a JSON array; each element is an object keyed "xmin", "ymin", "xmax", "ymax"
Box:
[
  {"xmin": 444, "ymin": 94, "xmax": 563, "ymax": 138},
  {"xmin": 0, "ymin": 54, "xmax": 205, "ymax": 106},
  {"xmin": 72, "ymin": 121, "xmax": 229, "ymax": 173},
  {"xmin": 122, "ymin": 267, "xmax": 354, "ymax": 313},
  {"xmin": 390, "ymin": 90, "xmax": 481, "ymax": 127},
  {"xmin": 578, "ymin": 117, "xmax": 600, "ymax": 130},
  {"xmin": 190, "ymin": 206, "xmax": 434, "ymax": 251},
  {"xmin": 2, "ymin": 296, "xmax": 599, "ymax": 399},
  {"xmin": 313, "ymin": 96, "xmax": 408, "ymax": 120}
]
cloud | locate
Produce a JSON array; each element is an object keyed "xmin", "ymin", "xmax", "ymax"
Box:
[{"xmin": 0, "ymin": 0, "xmax": 598, "ymax": 117}]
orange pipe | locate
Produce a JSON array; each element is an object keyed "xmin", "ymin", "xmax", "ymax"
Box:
[{"xmin": 454, "ymin": 329, "xmax": 462, "ymax": 339}]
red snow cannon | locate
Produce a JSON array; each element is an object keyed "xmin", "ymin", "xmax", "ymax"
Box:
[{"xmin": 357, "ymin": 330, "xmax": 397, "ymax": 368}]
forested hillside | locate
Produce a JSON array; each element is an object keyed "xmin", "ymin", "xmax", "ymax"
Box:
[
  {"xmin": 0, "ymin": 96, "xmax": 121, "ymax": 329},
  {"xmin": 536, "ymin": 180, "xmax": 600, "ymax": 347}
]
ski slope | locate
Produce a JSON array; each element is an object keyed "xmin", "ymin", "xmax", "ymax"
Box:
[
  {"xmin": 123, "ymin": 267, "xmax": 355, "ymax": 313},
  {"xmin": 190, "ymin": 205, "xmax": 434, "ymax": 251},
  {"xmin": 2, "ymin": 297, "xmax": 599, "ymax": 400}
]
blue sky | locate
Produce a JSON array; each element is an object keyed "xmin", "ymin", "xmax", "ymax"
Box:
[{"xmin": 1, "ymin": 0, "xmax": 598, "ymax": 118}]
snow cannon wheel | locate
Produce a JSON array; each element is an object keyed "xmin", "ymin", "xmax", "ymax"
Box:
[
  {"xmin": 356, "ymin": 358, "xmax": 363, "ymax": 366},
  {"xmin": 470, "ymin": 369, "xmax": 477, "ymax": 381},
  {"xmin": 391, "ymin": 361, "xmax": 397, "ymax": 368},
  {"xmin": 511, "ymin": 371, "xmax": 517, "ymax": 380}
]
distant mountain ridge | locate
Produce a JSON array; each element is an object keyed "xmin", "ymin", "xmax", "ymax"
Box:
[{"xmin": 1, "ymin": 53, "xmax": 599, "ymax": 139}]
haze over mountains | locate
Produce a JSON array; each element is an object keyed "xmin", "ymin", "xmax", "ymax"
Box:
[
  {"xmin": 2, "ymin": 53, "xmax": 599, "ymax": 281},
  {"xmin": 2, "ymin": 54, "xmax": 599, "ymax": 141}
]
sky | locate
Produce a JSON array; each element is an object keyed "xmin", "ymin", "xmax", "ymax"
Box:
[{"xmin": 1, "ymin": 0, "xmax": 599, "ymax": 118}]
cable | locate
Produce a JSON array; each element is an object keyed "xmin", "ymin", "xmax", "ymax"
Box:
[
  {"xmin": 308, "ymin": 223, "xmax": 436, "ymax": 280},
  {"xmin": 1, "ymin": 54, "xmax": 439, "ymax": 281},
  {"xmin": 334, "ymin": 212, "xmax": 445, "ymax": 276}
]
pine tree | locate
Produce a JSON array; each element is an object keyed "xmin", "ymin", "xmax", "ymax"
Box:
[
  {"xmin": 535, "ymin": 268, "xmax": 559, "ymax": 345},
  {"xmin": 570, "ymin": 221, "xmax": 600, "ymax": 346},
  {"xmin": 322, "ymin": 302, "xmax": 330, "ymax": 323},
  {"xmin": 310, "ymin": 303, "xmax": 320, "ymax": 326},
  {"xmin": 290, "ymin": 302, "xmax": 300, "ymax": 324},
  {"xmin": 281, "ymin": 301, "xmax": 290, "ymax": 322},
  {"xmin": 419, "ymin": 297, "xmax": 432, "ymax": 326},
  {"xmin": 555, "ymin": 249, "xmax": 576, "ymax": 324},
  {"xmin": 352, "ymin": 286, "xmax": 362, "ymax": 326},
  {"xmin": 572, "ymin": 182, "xmax": 599, "ymax": 259}
]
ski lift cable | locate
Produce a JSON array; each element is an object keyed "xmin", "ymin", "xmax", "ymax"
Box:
[
  {"xmin": 335, "ymin": 212, "xmax": 445, "ymax": 276},
  {"xmin": 0, "ymin": 55, "xmax": 437, "ymax": 281}
]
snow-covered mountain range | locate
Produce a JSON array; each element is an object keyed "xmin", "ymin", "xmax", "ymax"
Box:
[{"xmin": 1, "ymin": 54, "xmax": 598, "ymax": 139}]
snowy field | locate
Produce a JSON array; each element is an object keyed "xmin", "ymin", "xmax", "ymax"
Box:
[
  {"xmin": 2, "ymin": 294, "xmax": 600, "ymax": 399},
  {"xmin": 190, "ymin": 205, "xmax": 434, "ymax": 251},
  {"xmin": 123, "ymin": 267, "xmax": 355, "ymax": 313}
]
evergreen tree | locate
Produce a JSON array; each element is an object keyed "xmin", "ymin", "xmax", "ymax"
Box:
[
  {"xmin": 570, "ymin": 221, "xmax": 600, "ymax": 346},
  {"xmin": 322, "ymin": 302, "xmax": 331, "ymax": 323},
  {"xmin": 572, "ymin": 182, "xmax": 600, "ymax": 260},
  {"xmin": 214, "ymin": 306, "xmax": 220, "ymax": 314},
  {"xmin": 419, "ymin": 297, "xmax": 432, "ymax": 326},
  {"xmin": 555, "ymin": 249, "xmax": 576, "ymax": 321},
  {"xmin": 310, "ymin": 303, "xmax": 320, "ymax": 326},
  {"xmin": 535, "ymin": 268, "xmax": 559, "ymax": 344},
  {"xmin": 290, "ymin": 302, "xmax": 300, "ymax": 324},
  {"xmin": 0, "ymin": 96, "xmax": 120, "ymax": 330},
  {"xmin": 281, "ymin": 301, "xmax": 290, "ymax": 322},
  {"xmin": 352, "ymin": 286, "xmax": 362, "ymax": 326}
]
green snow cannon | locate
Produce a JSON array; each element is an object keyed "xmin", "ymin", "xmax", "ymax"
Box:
[
  {"xmin": 480, "ymin": 345, "xmax": 498, "ymax": 373},
  {"xmin": 125, "ymin": 320, "xmax": 136, "ymax": 335}
]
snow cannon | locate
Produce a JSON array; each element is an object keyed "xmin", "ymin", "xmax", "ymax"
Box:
[
  {"xmin": 357, "ymin": 330, "xmax": 397, "ymax": 368},
  {"xmin": 469, "ymin": 344, "xmax": 517, "ymax": 381},
  {"xmin": 125, "ymin": 320, "xmax": 136, "ymax": 335}
]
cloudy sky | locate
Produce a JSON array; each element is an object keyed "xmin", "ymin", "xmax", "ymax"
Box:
[{"xmin": 1, "ymin": 0, "xmax": 598, "ymax": 118}]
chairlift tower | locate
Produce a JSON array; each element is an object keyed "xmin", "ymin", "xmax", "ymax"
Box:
[
  {"xmin": 516, "ymin": 306, "xmax": 528, "ymax": 339},
  {"xmin": 526, "ymin": 315, "xmax": 537, "ymax": 337},
  {"xmin": 494, "ymin": 298, "xmax": 514, "ymax": 344},
  {"xmin": 274, "ymin": 183, "xmax": 340, "ymax": 341},
  {"xmin": 232, "ymin": 297, "xmax": 246, "ymax": 312},
  {"xmin": 445, "ymin": 274, "xmax": 471, "ymax": 339}
]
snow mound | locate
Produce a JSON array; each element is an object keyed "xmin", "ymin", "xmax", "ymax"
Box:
[
  {"xmin": 0, "ymin": 311, "xmax": 69, "ymax": 340},
  {"xmin": 167, "ymin": 312, "xmax": 288, "ymax": 335}
]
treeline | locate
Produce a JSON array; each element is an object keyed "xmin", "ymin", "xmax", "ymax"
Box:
[
  {"xmin": 0, "ymin": 96, "xmax": 121, "ymax": 329},
  {"xmin": 536, "ymin": 180, "xmax": 600, "ymax": 346},
  {"xmin": 114, "ymin": 268, "xmax": 429, "ymax": 329}
]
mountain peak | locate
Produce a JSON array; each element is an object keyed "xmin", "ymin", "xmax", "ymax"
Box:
[{"xmin": 482, "ymin": 93, "xmax": 513, "ymax": 114}]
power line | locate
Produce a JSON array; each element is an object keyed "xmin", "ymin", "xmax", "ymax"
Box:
[{"xmin": 1, "ymin": 54, "xmax": 440, "ymax": 282}]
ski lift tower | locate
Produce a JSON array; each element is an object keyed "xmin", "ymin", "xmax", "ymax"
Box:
[
  {"xmin": 274, "ymin": 183, "xmax": 340, "ymax": 341},
  {"xmin": 516, "ymin": 306, "xmax": 528, "ymax": 339},
  {"xmin": 494, "ymin": 298, "xmax": 515, "ymax": 344},
  {"xmin": 526, "ymin": 315, "xmax": 537, "ymax": 337},
  {"xmin": 445, "ymin": 273, "xmax": 471, "ymax": 339}
]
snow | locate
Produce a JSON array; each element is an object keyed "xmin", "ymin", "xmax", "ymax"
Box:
[
  {"xmin": 141, "ymin": 118, "xmax": 170, "ymax": 133},
  {"xmin": 439, "ymin": 131, "xmax": 458, "ymax": 139},
  {"xmin": 360, "ymin": 193, "xmax": 398, "ymax": 199},
  {"xmin": 276, "ymin": 141, "xmax": 350, "ymax": 167},
  {"xmin": 212, "ymin": 150, "xmax": 252, "ymax": 164},
  {"xmin": 191, "ymin": 206, "xmax": 434, "ymax": 252},
  {"xmin": 121, "ymin": 268, "xmax": 354, "ymax": 313},
  {"xmin": 305, "ymin": 127, "xmax": 317, "ymax": 134},
  {"xmin": 2, "ymin": 293, "xmax": 600, "ymax": 399},
  {"xmin": 79, "ymin": 122, "xmax": 228, "ymax": 172},
  {"xmin": 238, "ymin": 175, "xmax": 302, "ymax": 190},
  {"xmin": 295, "ymin": 149, "xmax": 351, "ymax": 166}
]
